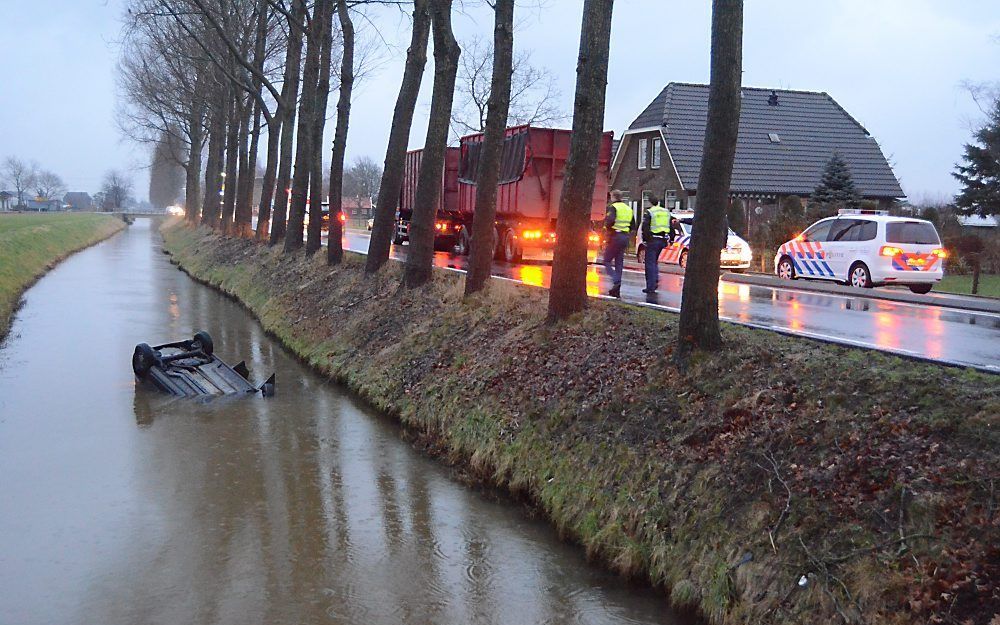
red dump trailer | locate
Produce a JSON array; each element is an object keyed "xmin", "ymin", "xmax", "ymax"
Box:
[
  {"xmin": 392, "ymin": 147, "xmax": 460, "ymax": 246},
  {"xmin": 394, "ymin": 125, "xmax": 614, "ymax": 262}
]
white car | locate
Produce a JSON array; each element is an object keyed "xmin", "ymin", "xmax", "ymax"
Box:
[
  {"xmin": 773, "ymin": 210, "xmax": 946, "ymax": 294},
  {"xmin": 636, "ymin": 211, "xmax": 753, "ymax": 271}
]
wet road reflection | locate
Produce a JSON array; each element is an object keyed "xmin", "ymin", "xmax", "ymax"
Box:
[
  {"xmin": 339, "ymin": 231, "xmax": 1000, "ymax": 371},
  {"xmin": 0, "ymin": 220, "xmax": 690, "ymax": 625}
]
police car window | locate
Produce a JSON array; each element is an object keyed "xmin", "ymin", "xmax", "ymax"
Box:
[
  {"xmin": 829, "ymin": 218, "xmax": 866, "ymax": 242},
  {"xmin": 801, "ymin": 220, "xmax": 833, "ymax": 242},
  {"xmin": 886, "ymin": 222, "xmax": 940, "ymax": 245},
  {"xmin": 858, "ymin": 220, "xmax": 877, "ymax": 241}
]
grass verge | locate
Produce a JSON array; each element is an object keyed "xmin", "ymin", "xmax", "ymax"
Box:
[
  {"xmin": 162, "ymin": 221, "xmax": 999, "ymax": 625},
  {"xmin": 937, "ymin": 274, "xmax": 1000, "ymax": 298},
  {"xmin": 0, "ymin": 212, "xmax": 125, "ymax": 340}
]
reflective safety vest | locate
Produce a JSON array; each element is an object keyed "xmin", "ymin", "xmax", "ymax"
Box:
[
  {"xmin": 611, "ymin": 202, "xmax": 633, "ymax": 233},
  {"xmin": 648, "ymin": 205, "xmax": 671, "ymax": 235}
]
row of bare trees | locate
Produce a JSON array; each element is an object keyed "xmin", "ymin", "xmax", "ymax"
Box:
[
  {"xmin": 118, "ymin": 0, "xmax": 744, "ymax": 356},
  {"xmin": 1, "ymin": 157, "xmax": 66, "ymax": 208}
]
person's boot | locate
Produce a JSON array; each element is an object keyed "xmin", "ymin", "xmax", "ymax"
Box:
[{"xmin": 608, "ymin": 284, "xmax": 621, "ymax": 298}]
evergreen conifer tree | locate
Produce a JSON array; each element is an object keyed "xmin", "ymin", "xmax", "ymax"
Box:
[
  {"xmin": 810, "ymin": 152, "xmax": 860, "ymax": 215},
  {"xmin": 953, "ymin": 97, "xmax": 1000, "ymax": 217}
]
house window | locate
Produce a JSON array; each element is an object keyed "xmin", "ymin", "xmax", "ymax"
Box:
[
  {"xmin": 664, "ymin": 189, "xmax": 678, "ymax": 210},
  {"xmin": 652, "ymin": 139, "xmax": 662, "ymax": 169},
  {"xmin": 641, "ymin": 190, "xmax": 653, "ymax": 210},
  {"xmin": 688, "ymin": 195, "xmax": 696, "ymax": 211},
  {"xmin": 638, "ymin": 138, "xmax": 648, "ymax": 170}
]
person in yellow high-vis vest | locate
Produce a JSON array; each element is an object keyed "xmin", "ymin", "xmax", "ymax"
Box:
[
  {"xmin": 602, "ymin": 190, "xmax": 635, "ymax": 298},
  {"xmin": 640, "ymin": 197, "xmax": 671, "ymax": 294}
]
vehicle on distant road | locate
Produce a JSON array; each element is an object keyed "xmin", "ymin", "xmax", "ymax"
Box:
[
  {"xmin": 774, "ymin": 210, "xmax": 945, "ymax": 294},
  {"xmin": 636, "ymin": 211, "xmax": 753, "ymax": 271},
  {"xmin": 394, "ymin": 125, "xmax": 613, "ymax": 262}
]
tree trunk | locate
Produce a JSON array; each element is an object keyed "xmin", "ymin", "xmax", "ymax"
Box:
[
  {"xmin": 234, "ymin": 95, "xmax": 253, "ymax": 237},
  {"xmin": 306, "ymin": 0, "xmax": 334, "ymax": 256},
  {"xmin": 327, "ymin": 0, "xmax": 355, "ymax": 265},
  {"xmin": 241, "ymin": 96, "xmax": 262, "ymax": 238},
  {"xmin": 403, "ymin": 0, "xmax": 461, "ymax": 288},
  {"xmin": 364, "ymin": 0, "xmax": 430, "ymax": 274},
  {"xmin": 201, "ymin": 89, "xmax": 227, "ymax": 228},
  {"xmin": 184, "ymin": 104, "xmax": 204, "ymax": 224},
  {"xmin": 676, "ymin": 0, "xmax": 743, "ymax": 358},
  {"xmin": 256, "ymin": 115, "xmax": 281, "ymax": 241},
  {"xmin": 284, "ymin": 0, "xmax": 323, "ymax": 253},
  {"xmin": 220, "ymin": 92, "xmax": 240, "ymax": 232},
  {"xmin": 268, "ymin": 0, "xmax": 305, "ymax": 245},
  {"xmin": 464, "ymin": 0, "xmax": 514, "ymax": 295},
  {"xmin": 972, "ymin": 257, "xmax": 981, "ymax": 295},
  {"xmin": 547, "ymin": 0, "xmax": 615, "ymax": 320}
]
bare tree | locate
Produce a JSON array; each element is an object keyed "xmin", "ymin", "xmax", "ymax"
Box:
[
  {"xmin": 33, "ymin": 170, "xmax": 66, "ymax": 202},
  {"xmin": 676, "ymin": 0, "xmax": 744, "ymax": 358},
  {"xmin": 327, "ymin": 0, "xmax": 356, "ymax": 265},
  {"xmin": 306, "ymin": 0, "xmax": 336, "ymax": 256},
  {"xmin": 451, "ymin": 34, "xmax": 566, "ymax": 136},
  {"xmin": 149, "ymin": 129, "xmax": 186, "ymax": 208},
  {"xmin": 365, "ymin": 0, "xmax": 431, "ymax": 274},
  {"xmin": 101, "ymin": 170, "xmax": 135, "ymax": 210},
  {"xmin": 547, "ymin": 0, "xmax": 615, "ymax": 321},
  {"xmin": 2, "ymin": 157, "xmax": 36, "ymax": 208},
  {"xmin": 342, "ymin": 155, "xmax": 381, "ymax": 199},
  {"xmin": 403, "ymin": 0, "xmax": 461, "ymax": 288},
  {"xmin": 464, "ymin": 0, "xmax": 513, "ymax": 295}
]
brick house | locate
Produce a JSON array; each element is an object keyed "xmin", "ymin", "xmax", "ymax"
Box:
[{"xmin": 611, "ymin": 83, "xmax": 904, "ymax": 231}]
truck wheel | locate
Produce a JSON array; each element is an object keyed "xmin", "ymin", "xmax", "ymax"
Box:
[
  {"xmin": 456, "ymin": 226, "xmax": 471, "ymax": 255},
  {"xmin": 392, "ymin": 224, "xmax": 404, "ymax": 245},
  {"xmin": 193, "ymin": 330, "xmax": 214, "ymax": 356},
  {"xmin": 132, "ymin": 343, "xmax": 157, "ymax": 378},
  {"xmin": 502, "ymin": 230, "xmax": 518, "ymax": 263}
]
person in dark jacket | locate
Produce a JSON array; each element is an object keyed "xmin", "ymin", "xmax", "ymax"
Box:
[
  {"xmin": 640, "ymin": 197, "xmax": 671, "ymax": 294},
  {"xmin": 603, "ymin": 190, "xmax": 634, "ymax": 298}
]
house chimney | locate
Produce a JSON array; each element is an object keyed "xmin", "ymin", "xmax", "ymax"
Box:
[{"xmin": 768, "ymin": 90, "xmax": 779, "ymax": 106}]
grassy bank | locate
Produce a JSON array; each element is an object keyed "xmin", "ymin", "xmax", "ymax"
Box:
[
  {"xmin": 0, "ymin": 213, "xmax": 125, "ymax": 339},
  {"xmin": 937, "ymin": 274, "xmax": 1000, "ymax": 298},
  {"xmin": 162, "ymin": 222, "xmax": 998, "ymax": 625}
]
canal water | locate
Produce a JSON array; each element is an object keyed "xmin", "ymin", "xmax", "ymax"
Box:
[{"xmin": 0, "ymin": 220, "xmax": 692, "ymax": 625}]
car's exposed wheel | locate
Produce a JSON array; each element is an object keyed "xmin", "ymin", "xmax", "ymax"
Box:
[
  {"xmin": 777, "ymin": 256, "xmax": 795, "ymax": 280},
  {"xmin": 456, "ymin": 226, "xmax": 471, "ymax": 256},
  {"xmin": 679, "ymin": 249, "xmax": 689, "ymax": 269},
  {"xmin": 132, "ymin": 343, "xmax": 157, "ymax": 378},
  {"xmin": 392, "ymin": 224, "xmax": 404, "ymax": 245},
  {"xmin": 909, "ymin": 284, "xmax": 932, "ymax": 295},
  {"xmin": 636, "ymin": 245, "xmax": 646, "ymax": 265},
  {"xmin": 193, "ymin": 330, "xmax": 214, "ymax": 356},
  {"xmin": 849, "ymin": 262, "xmax": 873, "ymax": 288}
]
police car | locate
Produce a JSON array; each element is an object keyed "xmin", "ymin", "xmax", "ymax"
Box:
[
  {"xmin": 774, "ymin": 210, "xmax": 946, "ymax": 294},
  {"xmin": 636, "ymin": 211, "xmax": 753, "ymax": 271}
]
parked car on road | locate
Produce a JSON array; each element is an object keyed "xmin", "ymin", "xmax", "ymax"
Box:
[
  {"xmin": 636, "ymin": 211, "xmax": 753, "ymax": 271},
  {"xmin": 774, "ymin": 210, "xmax": 946, "ymax": 294}
]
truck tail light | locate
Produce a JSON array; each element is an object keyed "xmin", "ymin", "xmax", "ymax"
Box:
[
  {"xmin": 932, "ymin": 248, "xmax": 948, "ymax": 258},
  {"xmin": 521, "ymin": 229, "xmax": 543, "ymax": 240},
  {"xmin": 879, "ymin": 245, "xmax": 903, "ymax": 257},
  {"xmin": 588, "ymin": 233, "xmax": 601, "ymax": 245},
  {"xmin": 435, "ymin": 221, "xmax": 447, "ymax": 231},
  {"xmin": 338, "ymin": 213, "xmax": 346, "ymax": 223}
]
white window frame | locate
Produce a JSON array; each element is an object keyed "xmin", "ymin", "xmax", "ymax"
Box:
[
  {"xmin": 664, "ymin": 189, "xmax": 678, "ymax": 210},
  {"xmin": 652, "ymin": 139, "xmax": 662, "ymax": 169},
  {"xmin": 637, "ymin": 138, "xmax": 648, "ymax": 170}
]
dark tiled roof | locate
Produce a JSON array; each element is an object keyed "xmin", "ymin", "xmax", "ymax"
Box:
[{"xmin": 629, "ymin": 83, "xmax": 904, "ymax": 198}]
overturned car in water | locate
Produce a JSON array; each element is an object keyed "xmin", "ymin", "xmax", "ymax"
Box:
[{"xmin": 132, "ymin": 331, "xmax": 274, "ymax": 398}]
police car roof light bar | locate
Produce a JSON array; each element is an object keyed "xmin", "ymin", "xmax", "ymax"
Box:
[{"xmin": 838, "ymin": 208, "xmax": 888, "ymax": 216}]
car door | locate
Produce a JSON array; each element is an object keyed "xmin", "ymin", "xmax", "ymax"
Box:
[
  {"xmin": 826, "ymin": 218, "xmax": 870, "ymax": 280},
  {"xmin": 794, "ymin": 218, "xmax": 835, "ymax": 279}
]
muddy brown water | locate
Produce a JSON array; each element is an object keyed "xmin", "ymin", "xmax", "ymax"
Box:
[{"xmin": 0, "ymin": 220, "xmax": 696, "ymax": 625}]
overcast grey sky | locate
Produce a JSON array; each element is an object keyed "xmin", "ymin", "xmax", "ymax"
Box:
[{"xmin": 1, "ymin": 0, "xmax": 998, "ymax": 203}]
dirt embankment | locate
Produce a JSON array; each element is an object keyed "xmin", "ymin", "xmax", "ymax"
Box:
[
  {"xmin": 162, "ymin": 222, "xmax": 999, "ymax": 625},
  {"xmin": 1, "ymin": 213, "xmax": 125, "ymax": 340}
]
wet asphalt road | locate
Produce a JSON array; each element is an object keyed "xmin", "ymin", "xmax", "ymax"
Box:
[
  {"xmin": 0, "ymin": 220, "xmax": 692, "ymax": 625},
  {"xmin": 340, "ymin": 231, "xmax": 1000, "ymax": 372}
]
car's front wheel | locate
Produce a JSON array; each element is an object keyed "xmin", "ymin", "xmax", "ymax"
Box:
[
  {"xmin": 777, "ymin": 256, "xmax": 795, "ymax": 280},
  {"xmin": 849, "ymin": 262, "xmax": 873, "ymax": 288},
  {"xmin": 679, "ymin": 249, "xmax": 689, "ymax": 269}
]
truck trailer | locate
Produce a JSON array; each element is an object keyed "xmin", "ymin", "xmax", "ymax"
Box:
[{"xmin": 394, "ymin": 125, "xmax": 614, "ymax": 262}]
